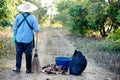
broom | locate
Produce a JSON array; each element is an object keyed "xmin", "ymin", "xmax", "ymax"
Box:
[{"xmin": 32, "ymin": 33, "xmax": 41, "ymax": 73}]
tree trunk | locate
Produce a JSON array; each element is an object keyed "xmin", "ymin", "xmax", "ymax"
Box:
[{"xmin": 99, "ymin": 26, "xmax": 107, "ymax": 37}]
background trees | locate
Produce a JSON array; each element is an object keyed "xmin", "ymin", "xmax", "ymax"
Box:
[
  {"xmin": 0, "ymin": 0, "xmax": 120, "ymax": 41},
  {"xmin": 0, "ymin": 0, "xmax": 47, "ymax": 27},
  {"xmin": 0, "ymin": 0, "xmax": 13, "ymax": 27},
  {"xmin": 51, "ymin": 0, "xmax": 120, "ymax": 54},
  {"xmin": 53, "ymin": 0, "xmax": 120, "ymax": 37},
  {"xmin": 31, "ymin": 0, "xmax": 47, "ymax": 24},
  {"xmin": 68, "ymin": 5, "xmax": 88, "ymax": 35},
  {"xmin": 0, "ymin": 0, "xmax": 24, "ymax": 27},
  {"xmin": 53, "ymin": 0, "xmax": 72, "ymax": 27}
]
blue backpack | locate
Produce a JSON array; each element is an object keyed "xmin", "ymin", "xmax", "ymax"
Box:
[{"xmin": 69, "ymin": 50, "xmax": 87, "ymax": 75}]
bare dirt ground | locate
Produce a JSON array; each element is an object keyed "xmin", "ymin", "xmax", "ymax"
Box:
[{"xmin": 0, "ymin": 27, "xmax": 119, "ymax": 80}]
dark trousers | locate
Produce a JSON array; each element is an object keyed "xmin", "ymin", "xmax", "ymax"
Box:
[{"xmin": 15, "ymin": 41, "xmax": 33, "ymax": 72}]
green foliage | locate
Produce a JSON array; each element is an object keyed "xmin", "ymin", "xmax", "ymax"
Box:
[
  {"xmin": 106, "ymin": 0, "xmax": 119, "ymax": 32},
  {"xmin": 53, "ymin": 0, "xmax": 72, "ymax": 26},
  {"xmin": 52, "ymin": 13, "xmax": 68, "ymax": 26},
  {"xmin": 107, "ymin": 29, "xmax": 120, "ymax": 43},
  {"xmin": 97, "ymin": 40, "xmax": 120, "ymax": 52},
  {"xmin": 54, "ymin": 0, "xmax": 120, "ymax": 37},
  {"xmin": 31, "ymin": 0, "xmax": 47, "ymax": 24},
  {"xmin": 86, "ymin": 2, "xmax": 102, "ymax": 30},
  {"xmin": 0, "ymin": 0, "xmax": 24, "ymax": 27},
  {"xmin": 0, "ymin": 0, "xmax": 11, "ymax": 26},
  {"xmin": 105, "ymin": 28, "xmax": 120, "ymax": 52},
  {"xmin": 68, "ymin": 5, "xmax": 88, "ymax": 35},
  {"xmin": 56, "ymin": 0, "xmax": 71, "ymax": 12},
  {"xmin": 116, "ymin": 10, "xmax": 120, "ymax": 23},
  {"xmin": 0, "ymin": 0, "xmax": 46, "ymax": 27},
  {"xmin": 107, "ymin": 5, "xmax": 117, "ymax": 19},
  {"xmin": 87, "ymin": 2, "xmax": 109, "ymax": 36}
]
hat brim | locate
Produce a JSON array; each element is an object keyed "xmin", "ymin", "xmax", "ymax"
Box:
[{"xmin": 17, "ymin": 3, "xmax": 38, "ymax": 12}]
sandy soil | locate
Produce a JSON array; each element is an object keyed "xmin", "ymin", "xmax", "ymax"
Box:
[{"xmin": 0, "ymin": 27, "xmax": 118, "ymax": 80}]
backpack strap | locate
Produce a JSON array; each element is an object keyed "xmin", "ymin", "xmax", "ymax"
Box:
[
  {"xmin": 22, "ymin": 13, "xmax": 35, "ymax": 48},
  {"xmin": 22, "ymin": 13, "xmax": 33, "ymax": 30},
  {"xmin": 17, "ymin": 13, "xmax": 35, "ymax": 48},
  {"xmin": 18, "ymin": 13, "xmax": 30, "ymax": 28}
]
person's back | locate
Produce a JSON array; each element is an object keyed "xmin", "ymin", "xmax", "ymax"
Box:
[
  {"xmin": 12, "ymin": 2, "xmax": 39, "ymax": 73},
  {"xmin": 13, "ymin": 12, "xmax": 39, "ymax": 43}
]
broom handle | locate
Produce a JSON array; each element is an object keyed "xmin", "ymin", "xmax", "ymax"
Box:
[{"xmin": 35, "ymin": 32, "xmax": 38, "ymax": 52}]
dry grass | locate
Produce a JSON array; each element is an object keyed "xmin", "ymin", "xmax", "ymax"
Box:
[
  {"xmin": 0, "ymin": 27, "xmax": 15, "ymax": 72},
  {"xmin": 0, "ymin": 27, "xmax": 15, "ymax": 58},
  {"xmin": 65, "ymin": 32, "xmax": 120, "ymax": 79}
]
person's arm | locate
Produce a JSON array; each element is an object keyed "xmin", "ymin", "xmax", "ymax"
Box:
[
  {"xmin": 35, "ymin": 32, "xmax": 38, "ymax": 49},
  {"xmin": 13, "ymin": 15, "xmax": 19, "ymax": 34},
  {"xmin": 13, "ymin": 15, "xmax": 19, "ymax": 42},
  {"xmin": 32, "ymin": 15, "xmax": 40, "ymax": 32}
]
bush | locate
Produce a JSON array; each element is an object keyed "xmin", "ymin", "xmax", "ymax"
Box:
[
  {"xmin": 0, "ymin": 28, "xmax": 15, "ymax": 58},
  {"xmin": 107, "ymin": 29, "xmax": 120, "ymax": 43},
  {"xmin": 97, "ymin": 40, "xmax": 120, "ymax": 52},
  {"xmin": 68, "ymin": 5, "xmax": 88, "ymax": 35}
]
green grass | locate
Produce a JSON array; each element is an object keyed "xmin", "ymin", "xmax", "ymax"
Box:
[{"xmin": 97, "ymin": 40, "xmax": 120, "ymax": 52}]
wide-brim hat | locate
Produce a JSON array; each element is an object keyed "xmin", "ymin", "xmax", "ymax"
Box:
[{"xmin": 17, "ymin": 2, "xmax": 38, "ymax": 12}]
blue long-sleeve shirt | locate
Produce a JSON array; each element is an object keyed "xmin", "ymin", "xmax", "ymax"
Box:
[{"xmin": 13, "ymin": 13, "xmax": 39, "ymax": 43}]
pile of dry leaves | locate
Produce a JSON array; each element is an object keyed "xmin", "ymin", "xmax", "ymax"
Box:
[{"xmin": 42, "ymin": 64, "xmax": 69, "ymax": 75}]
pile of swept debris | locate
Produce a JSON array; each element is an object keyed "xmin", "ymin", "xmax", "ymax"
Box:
[
  {"xmin": 41, "ymin": 64, "xmax": 69, "ymax": 75},
  {"xmin": 32, "ymin": 50, "xmax": 87, "ymax": 75}
]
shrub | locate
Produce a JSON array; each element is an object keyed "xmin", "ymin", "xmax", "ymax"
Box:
[{"xmin": 97, "ymin": 40, "xmax": 120, "ymax": 52}]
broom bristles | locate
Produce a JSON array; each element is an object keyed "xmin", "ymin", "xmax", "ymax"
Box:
[
  {"xmin": 34, "ymin": 53, "xmax": 38, "ymax": 57},
  {"xmin": 32, "ymin": 53, "xmax": 41, "ymax": 73}
]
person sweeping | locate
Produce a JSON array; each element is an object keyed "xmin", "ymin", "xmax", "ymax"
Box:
[{"xmin": 12, "ymin": 2, "xmax": 39, "ymax": 73}]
